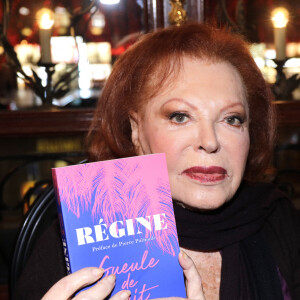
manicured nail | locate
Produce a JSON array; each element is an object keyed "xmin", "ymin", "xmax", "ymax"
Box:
[{"xmin": 120, "ymin": 290, "xmax": 131, "ymax": 299}]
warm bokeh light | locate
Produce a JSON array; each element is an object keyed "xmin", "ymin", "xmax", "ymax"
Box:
[
  {"xmin": 19, "ymin": 6, "xmax": 30, "ymax": 16},
  {"xmin": 90, "ymin": 11, "xmax": 105, "ymax": 35},
  {"xmin": 36, "ymin": 8, "xmax": 55, "ymax": 30},
  {"xmin": 100, "ymin": 0, "xmax": 120, "ymax": 5},
  {"xmin": 54, "ymin": 6, "xmax": 71, "ymax": 34},
  {"xmin": 21, "ymin": 27, "xmax": 33, "ymax": 37},
  {"xmin": 271, "ymin": 7, "xmax": 289, "ymax": 28}
]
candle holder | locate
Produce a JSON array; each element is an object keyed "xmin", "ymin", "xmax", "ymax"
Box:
[
  {"xmin": 37, "ymin": 62, "xmax": 56, "ymax": 107},
  {"xmin": 0, "ymin": 1, "xmax": 100, "ymax": 108},
  {"xmin": 271, "ymin": 59, "xmax": 300, "ymax": 101}
]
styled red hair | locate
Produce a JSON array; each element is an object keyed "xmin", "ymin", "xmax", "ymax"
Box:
[{"xmin": 87, "ymin": 22, "xmax": 276, "ymax": 181}]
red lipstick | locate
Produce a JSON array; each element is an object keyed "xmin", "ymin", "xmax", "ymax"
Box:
[{"xmin": 182, "ymin": 166, "xmax": 227, "ymax": 183}]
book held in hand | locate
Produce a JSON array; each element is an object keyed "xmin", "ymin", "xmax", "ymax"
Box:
[{"xmin": 52, "ymin": 153, "xmax": 186, "ymax": 299}]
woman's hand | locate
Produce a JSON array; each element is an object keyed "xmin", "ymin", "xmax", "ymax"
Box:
[
  {"xmin": 156, "ymin": 250, "xmax": 205, "ymax": 300},
  {"xmin": 41, "ymin": 251, "xmax": 203, "ymax": 300},
  {"xmin": 41, "ymin": 267, "xmax": 131, "ymax": 300}
]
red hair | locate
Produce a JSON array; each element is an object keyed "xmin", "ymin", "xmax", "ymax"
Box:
[{"xmin": 87, "ymin": 22, "xmax": 276, "ymax": 181}]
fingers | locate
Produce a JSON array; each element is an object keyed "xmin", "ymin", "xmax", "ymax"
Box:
[
  {"xmin": 178, "ymin": 250, "xmax": 205, "ymax": 300},
  {"xmin": 42, "ymin": 267, "xmax": 131, "ymax": 300},
  {"xmin": 41, "ymin": 267, "xmax": 106, "ymax": 300},
  {"xmin": 73, "ymin": 273, "xmax": 117, "ymax": 300},
  {"xmin": 110, "ymin": 289, "xmax": 131, "ymax": 300},
  {"xmin": 74, "ymin": 274, "xmax": 130, "ymax": 300}
]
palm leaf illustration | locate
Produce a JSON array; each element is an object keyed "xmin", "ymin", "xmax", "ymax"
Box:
[
  {"xmin": 123, "ymin": 159, "xmax": 178, "ymax": 256},
  {"xmin": 56, "ymin": 157, "xmax": 178, "ymax": 256},
  {"xmin": 91, "ymin": 160, "xmax": 128, "ymax": 224},
  {"xmin": 56, "ymin": 163, "xmax": 96, "ymax": 217},
  {"xmin": 150, "ymin": 183, "xmax": 178, "ymax": 256},
  {"xmin": 125, "ymin": 177, "xmax": 150, "ymax": 221}
]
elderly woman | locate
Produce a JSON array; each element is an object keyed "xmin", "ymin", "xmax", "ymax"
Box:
[{"xmin": 15, "ymin": 23, "xmax": 300, "ymax": 300}]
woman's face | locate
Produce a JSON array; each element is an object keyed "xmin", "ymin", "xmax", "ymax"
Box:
[{"xmin": 130, "ymin": 57, "xmax": 250, "ymax": 210}]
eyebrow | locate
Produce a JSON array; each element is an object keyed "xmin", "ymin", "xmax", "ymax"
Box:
[
  {"xmin": 162, "ymin": 98, "xmax": 198, "ymax": 110},
  {"xmin": 220, "ymin": 102, "xmax": 247, "ymax": 113},
  {"xmin": 163, "ymin": 98, "xmax": 246, "ymax": 112}
]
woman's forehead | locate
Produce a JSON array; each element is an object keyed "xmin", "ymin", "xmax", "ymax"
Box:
[{"xmin": 150, "ymin": 56, "xmax": 246, "ymax": 93}]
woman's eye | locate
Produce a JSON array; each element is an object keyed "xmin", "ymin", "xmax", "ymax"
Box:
[
  {"xmin": 169, "ymin": 112, "xmax": 189, "ymax": 124},
  {"xmin": 225, "ymin": 115, "xmax": 244, "ymax": 126}
]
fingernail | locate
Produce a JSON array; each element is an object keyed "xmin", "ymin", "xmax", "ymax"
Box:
[
  {"xmin": 180, "ymin": 250, "xmax": 188, "ymax": 260},
  {"xmin": 106, "ymin": 274, "xmax": 116, "ymax": 283},
  {"xmin": 120, "ymin": 290, "xmax": 131, "ymax": 299},
  {"xmin": 92, "ymin": 268, "xmax": 103, "ymax": 276}
]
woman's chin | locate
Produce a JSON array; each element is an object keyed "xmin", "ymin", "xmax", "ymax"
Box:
[
  {"xmin": 170, "ymin": 174, "xmax": 241, "ymax": 211},
  {"xmin": 172, "ymin": 186, "xmax": 234, "ymax": 211}
]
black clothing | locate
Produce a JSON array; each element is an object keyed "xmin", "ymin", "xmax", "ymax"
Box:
[
  {"xmin": 14, "ymin": 183, "xmax": 300, "ymax": 299},
  {"xmin": 174, "ymin": 182, "xmax": 299, "ymax": 299}
]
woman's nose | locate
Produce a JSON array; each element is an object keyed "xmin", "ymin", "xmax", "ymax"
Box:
[{"xmin": 193, "ymin": 122, "xmax": 220, "ymax": 154}]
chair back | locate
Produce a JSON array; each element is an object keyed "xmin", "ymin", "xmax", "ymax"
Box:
[{"xmin": 10, "ymin": 184, "xmax": 57, "ymax": 297}]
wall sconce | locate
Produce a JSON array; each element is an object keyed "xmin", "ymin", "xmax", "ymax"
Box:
[
  {"xmin": 270, "ymin": 7, "xmax": 300, "ymax": 100},
  {"xmin": 36, "ymin": 8, "xmax": 55, "ymax": 64},
  {"xmin": 1, "ymin": 2, "xmax": 99, "ymax": 107},
  {"xmin": 271, "ymin": 7, "xmax": 289, "ymax": 61}
]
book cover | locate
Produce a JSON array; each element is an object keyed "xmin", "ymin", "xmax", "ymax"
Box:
[{"xmin": 52, "ymin": 153, "xmax": 186, "ymax": 299}]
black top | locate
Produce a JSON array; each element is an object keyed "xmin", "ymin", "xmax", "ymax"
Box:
[
  {"xmin": 173, "ymin": 182, "xmax": 300, "ymax": 300},
  {"xmin": 13, "ymin": 184, "xmax": 300, "ymax": 300}
]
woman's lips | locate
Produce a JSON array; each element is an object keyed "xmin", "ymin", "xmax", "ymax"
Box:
[{"xmin": 182, "ymin": 166, "xmax": 227, "ymax": 183}]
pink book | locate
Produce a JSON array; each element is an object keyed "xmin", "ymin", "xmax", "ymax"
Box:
[{"xmin": 52, "ymin": 153, "xmax": 186, "ymax": 299}]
